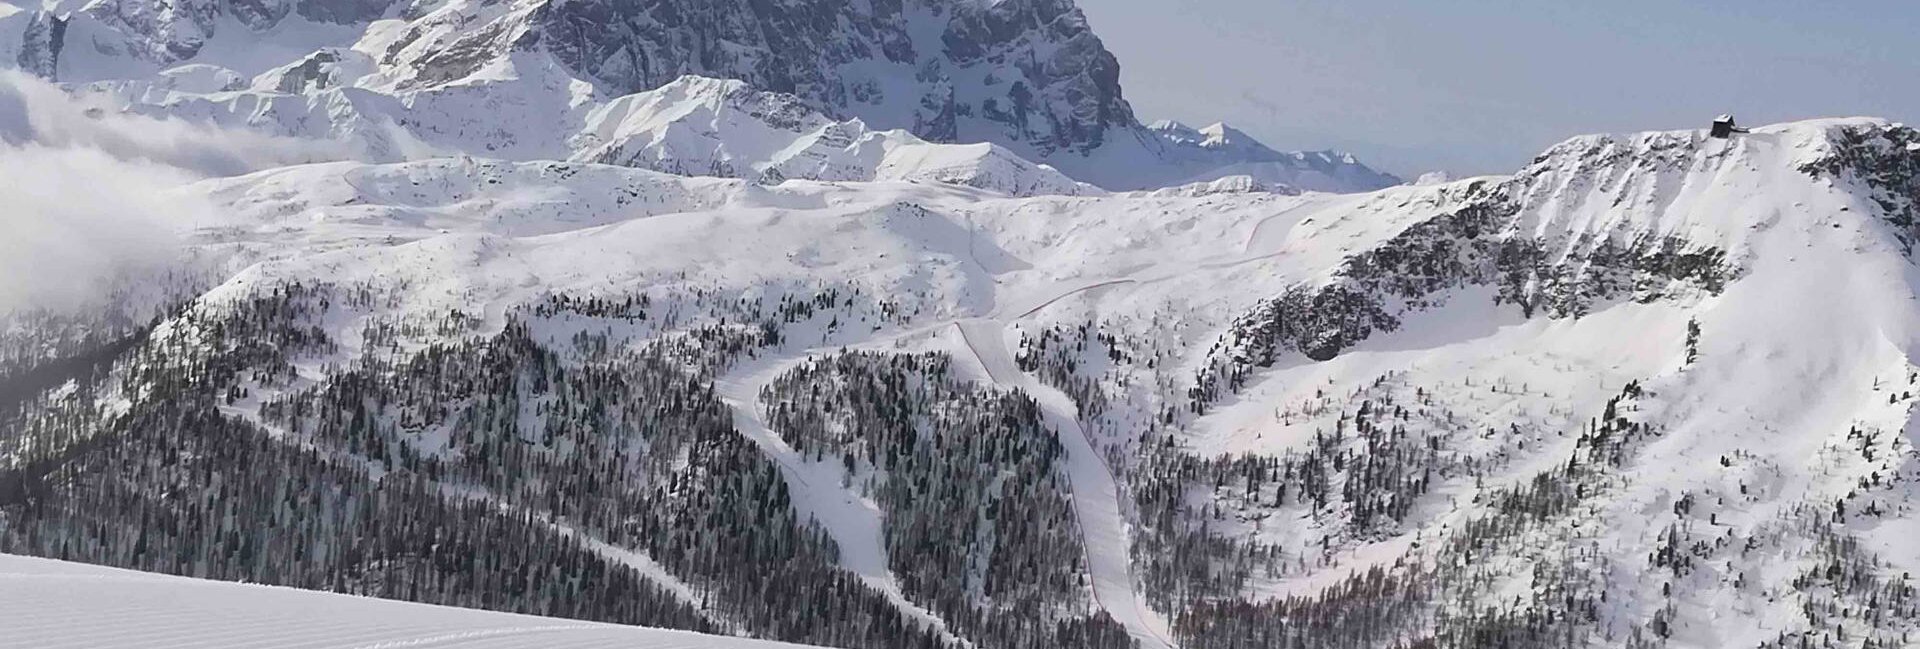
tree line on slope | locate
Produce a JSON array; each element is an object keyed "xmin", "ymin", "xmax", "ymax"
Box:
[
  {"xmin": 0, "ymin": 282, "xmax": 963, "ymax": 649},
  {"xmin": 0, "ymin": 285, "xmax": 714, "ymax": 630},
  {"xmin": 762, "ymin": 350, "xmax": 1134, "ymax": 649},
  {"xmin": 1188, "ymin": 180, "xmax": 1732, "ymax": 416},
  {"xmin": 0, "ymin": 278, "xmax": 1148, "ymax": 649}
]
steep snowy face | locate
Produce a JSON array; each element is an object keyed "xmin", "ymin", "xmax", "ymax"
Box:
[
  {"xmin": 2, "ymin": 0, "xmax": 1401, "ymax": 193},
  {"xmin": 1194, "ymin": 120, "xmax": 1906, "ymax": 382},
  {"xmin": 371, "ymin": 0, "xmax": 1131, "ymax": 157},
  {"xmin": 1504, "ymin": 118, "xmax": 1920, "ymax": 270},
  {"xmin": 570, "ymin": 76, "xmax": 1100, "ymax": 196}
]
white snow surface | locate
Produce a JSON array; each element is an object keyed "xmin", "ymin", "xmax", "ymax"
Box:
[{"xmin": 0, "ymin": 553, "xmax": 826, "ymax": 649}]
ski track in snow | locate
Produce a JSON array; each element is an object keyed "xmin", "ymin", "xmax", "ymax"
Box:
[
  {"xmin": 711, "ymin": 241, "xmax": 1254, "ymax": 647},
  {"xmin": 955, "ymin": 319, "xmax": 1178, "ymax": 649},
  {"xmin": 715, "ymin": 337, "xmax": 972, "ymax": 648},
  {"xmin": 714, "ymin": 300, "xmax": 1181, "ymax": 648},
  {"xmin": 0, "ymin": 553, "xmax": 823, "ymax": 649}
]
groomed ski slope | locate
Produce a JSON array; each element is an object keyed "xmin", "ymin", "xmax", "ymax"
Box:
[
  {"xmin": 955, "ymin": 319, "xmax": 1177, "ymax": 649},
  {"xmin": 714, "ymin": 341, "xmax": 972, "ymax": 649},
  {"xmin": 0, "ymin": 553, "xmax": 826, "ymax": 649}
]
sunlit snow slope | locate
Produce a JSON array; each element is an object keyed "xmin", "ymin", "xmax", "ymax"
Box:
[{"xmin": 0, "ymin": 553, "xmax": 825, "ymax": 649}]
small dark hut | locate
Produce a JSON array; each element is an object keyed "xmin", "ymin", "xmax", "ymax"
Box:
[{"xmin": 1710, "ymin": 114, "xmax": 1750, "ymax": 139}]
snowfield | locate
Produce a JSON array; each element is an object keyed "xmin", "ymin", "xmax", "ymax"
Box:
[{"xmin": 0, "ymin": 553, "xmax": 825, "ymax": 649}]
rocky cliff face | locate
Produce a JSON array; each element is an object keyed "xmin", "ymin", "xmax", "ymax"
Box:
[
  {"xmin": 11, "ymin": 11, "xmax": 64, "ymax": 79},
  {"xmin": 370, "ymin": 0, "xmax": 1133, "ymax": 158},
  {"xmin": 3, "ymin": 0, "xmax": 1396, "ymax": 193},
  {"xmin": 65, "ymin": 0, "xmax": 390, "ymax": 63}
]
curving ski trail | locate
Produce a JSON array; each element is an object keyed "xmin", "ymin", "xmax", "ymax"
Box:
[
  {"xmin": 715, "ymin": 348, "xmax": 971, "ymax": 649},
  {"xmin": 955, "ymin": 319, "xmax": 1177, "ymax": 649}
]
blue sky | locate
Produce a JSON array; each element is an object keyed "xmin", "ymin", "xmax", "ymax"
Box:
[{"xmin": 1075, "ymin": 0, "xmax": 1918, "ymax": 177}]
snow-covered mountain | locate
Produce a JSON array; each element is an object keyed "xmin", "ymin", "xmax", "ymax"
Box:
[
  {"xmin": 6, "ymin": 60, "xmax": 1920, "ymax": 647},
  {"xmin": 7, "ymin": 1, "xmax": 1920, "ymax": 647},
  {"xmin": 0, "ymin": 0, "xmax": 1397, "ymax": 193},
  {"xmin": 1143, "ymin": 120, "xmax": 1404, "ymax": 193},
  {"xmin": 567, "ymin": 76, "xmax": 1100, "ymax": 195},
  {"xmin": 60, "ymin": 72, "xmax": 1099, "ymax": 196}
]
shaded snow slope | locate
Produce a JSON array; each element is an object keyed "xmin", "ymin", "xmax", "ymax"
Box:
[{"xmin": 0, "ymin": 553, "xmax": 825, "ymax": 649}]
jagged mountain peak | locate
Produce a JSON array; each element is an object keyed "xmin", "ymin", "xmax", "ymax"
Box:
[
  {"xmin": 1195, "ymin": 121, "xmax": 1253, "ymax": 145},
  {"xmin": 1, "ymin": 0, "xmax": 1405, "ymax": 194},
  {"xmin": 1147, "ymin": 120, "xmax": 1255, "ymax": 149}
]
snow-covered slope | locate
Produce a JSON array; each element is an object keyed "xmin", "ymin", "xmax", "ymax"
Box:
[
  {"xmin": 8, "ymin": 34, "xmax": 1920, "ymax": 645},
  {"xmin": 164, "ymin": 118, "xmax": 1920, "ymax": 648},
  {"xmin": 0, "ymin": 553, "xmax": 825, "ymax": 649}
]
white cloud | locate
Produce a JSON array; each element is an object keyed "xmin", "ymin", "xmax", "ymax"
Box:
[
  {"xmin": 0, "ymin": 144, "xmax": 201, "ymax": 314},
  {"xmin": 0, "ymin": 70, "xmax": 354, "ymax": 314},
  {"xmin": 0, "ymin": 69, "xmax": 355, "ymax": 175}
]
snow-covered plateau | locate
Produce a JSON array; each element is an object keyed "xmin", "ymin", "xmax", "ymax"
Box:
[{"xmin": 4, "ymin": 1, "xmax": 1920, "ymax": 648}]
